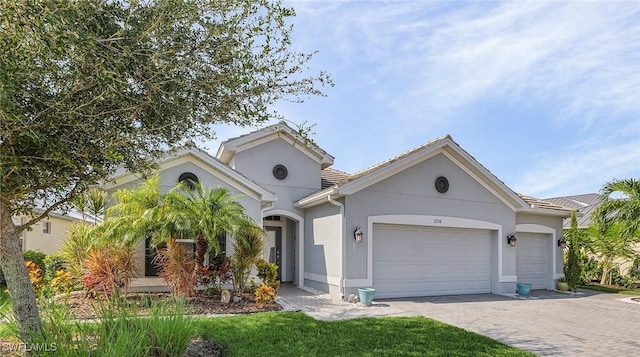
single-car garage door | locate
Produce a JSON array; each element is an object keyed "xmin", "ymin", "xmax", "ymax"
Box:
[
  {"xmin": 516, "ymin": 233, "xmax": 547, "ymax": 289},
  {"xmin": 373, "ymin": 224, "xmax": 492, "ymax": 298}
]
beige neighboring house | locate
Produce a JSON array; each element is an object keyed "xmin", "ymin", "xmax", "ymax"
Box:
[
  {"xmin": 13, "ymin": 209, "xmax": 86, "ymax": 255},
  {"xmin": 545, "ymin": 193, "xmax": 640, "ymax": 276}
]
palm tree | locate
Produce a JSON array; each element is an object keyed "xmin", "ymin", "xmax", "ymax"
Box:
[
  {"xmin": 596, "ymin": 178, "xmax": 640, "ymax": 240},
  {"xmin": 164, "ymin": 183, "xmax": 249, "ymax": 277},
  {"xmin": 100, "ymin": 174, "xmax": 167, "ymax": 248},
  {"xmin": 587, "ymin": 222, "xmax": 636, "ymax": 284}
]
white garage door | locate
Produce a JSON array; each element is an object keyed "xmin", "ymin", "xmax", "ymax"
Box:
[
  {"xmin": 516, "ymin": 233, "xmax": 547, "ymax": 289},
  {"xmin": 373, "ymin": 224, "xmax": 492, "ymax": 298}
]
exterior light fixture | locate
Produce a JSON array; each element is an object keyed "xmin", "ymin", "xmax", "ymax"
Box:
[
  {"xmin": 353, "ymin": 226, "xmax": 364, "ymax": 243},
  {"xmin": 507, "ymin": 233, "xmax": 517, "ymax": 247},
  {"xmin": 557, "ymin": 238, "xmax": 567, "ymax": 249}
]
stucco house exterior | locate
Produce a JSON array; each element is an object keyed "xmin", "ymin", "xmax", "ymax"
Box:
[
  {"xmin": 14, "ymin": 210, "xmax": 86, "ymax": 255},
  {"xmin": 106, "ymin": 121, "xmax": 572, "ymax": 299}
]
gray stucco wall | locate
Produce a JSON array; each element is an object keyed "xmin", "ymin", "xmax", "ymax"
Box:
[
  {"xmin": 343, "ymin": 153, "xmax": 516, "ymax": 295},
  {"xmin": 304, "ymin": 202, "xmax": 342, "ymax": 290},
  {"xmin": 232, "ymin": 138, "xmax": 321, "ymax": 217}
]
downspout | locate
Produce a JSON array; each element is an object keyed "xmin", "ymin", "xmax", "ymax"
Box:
[{"xmin": 326, "ymin": 188, "xmax": 345, "ymax": 299}]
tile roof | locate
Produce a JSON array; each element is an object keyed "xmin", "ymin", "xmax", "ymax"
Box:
[
  {"xmin": 320, "ymin": 167, "xmax": 350, "ymax": 189},
  {"xmin": 517, "ymin": 194, "xmax": 574, "ymax": 212}
]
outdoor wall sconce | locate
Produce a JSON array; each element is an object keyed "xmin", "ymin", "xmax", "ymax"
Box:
[
  {"xmin": 353, "ymin": 226, "xmax": 364, "ymax": 243},
  {"xmin": 507, "ymin": 233, "xmax": 517, "ymax": 247},
  {"xmin": 557, "ymin": 238, "xmax": 567, "ymax": 249}
]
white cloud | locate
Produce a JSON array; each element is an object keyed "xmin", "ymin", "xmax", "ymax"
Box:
[{"xmin": 511, "ymin": 132, "xmax": 640, "ymax": 198}]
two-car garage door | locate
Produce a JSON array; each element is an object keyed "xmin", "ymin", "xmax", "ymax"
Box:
[{"xmin": 373, "ymin": 224, "xmax": 492, "ymax": 298}]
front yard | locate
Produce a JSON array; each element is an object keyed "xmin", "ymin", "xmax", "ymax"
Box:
[
  {"xmin": 0, "ymin": 310, "xmax": 533, "ymax": 356},
  {"xmin": 193, "ymin": 312, "xmax": 534, "ymax": 356}
]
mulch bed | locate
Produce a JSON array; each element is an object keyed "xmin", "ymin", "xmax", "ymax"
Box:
[{"xmin": 57, "ymin": 290, "xmax": 282, "ymax": 320}]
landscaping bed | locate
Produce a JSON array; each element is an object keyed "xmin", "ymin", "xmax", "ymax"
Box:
[{"xmin": 57, "ymin": 290, "xmax": 282, "ymax": 320}]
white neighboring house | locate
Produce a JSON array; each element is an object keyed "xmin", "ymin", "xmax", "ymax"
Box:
[
  {"xmin": 102, "ymin": 121, "xmax": 573, "ymax": 298},
  {"xmin": 13, "ymin": 209, "xmax": 89, "ymax": 255}
]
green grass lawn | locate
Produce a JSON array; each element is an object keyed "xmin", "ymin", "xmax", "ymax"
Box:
[{"xmin": 194, "ymin": 312, "xmax": 534, "ymax": 357}]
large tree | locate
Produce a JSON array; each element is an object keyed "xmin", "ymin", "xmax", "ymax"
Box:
[{"xmin": 0, "ymin": 0, "xmax": 330, "ymax": 338}]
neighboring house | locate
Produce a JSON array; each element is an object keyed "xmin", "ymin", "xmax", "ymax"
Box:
[
  {"xmin": 12, "ymin": 210, "xmax": 86, "ymax": 255},
  {"xmin": 546, "ymin": 193, "xmax": 639, "ymax": 275},
  {"xmin": 105, "ymin": 121, "xmax": 572, "ymax": 298}
]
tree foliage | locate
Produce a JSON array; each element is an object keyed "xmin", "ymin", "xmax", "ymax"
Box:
[
  {"xmin": 1, "ymin": 0, "xmax": 330, "ymax": 223},
  {"xmin": 564, "ymin": 211, "xmax": 582, "ymax": 291},
  {"xmin": 595, "ymin": 178, "xmax": 640, "ymax": 241},
  {"xmin": 0, "ymin": 0, "xmax": 329, "ymax": 338}
]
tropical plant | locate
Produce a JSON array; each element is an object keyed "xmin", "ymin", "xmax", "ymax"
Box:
[
  {"xmin": 595, "ymin": 178, "xmax": 640, "ymax": 240},
  {"xmin": 24, "ymin": 261, "xmax": 43, "ymax": 295},
  {"xmin": 59, "ymin": 222, "xmax": 99, "ymax": 279},
  {"xmin": 1, "ymin": 0, "xmax": 329, "ymax": 336},
  {"xmin": 231, "ymin": 223, "xmax": 265, "ymax": 296},
  {"xmin": 564, "ymin": 211, "xmax": 582, "ymax": 292},
  {"xmin": 256, "ymin": 258, "xmax": 280, "ymax": 292},
  {"xmin": 255, "ymin": 284, "xmax": 277, "ymax": 308},
  {"xmin": 72, "ymin": 187, "xmax": 108, "ymax": 224},
  {"xmin": 22, "ymin": 250, "xmax": 47, "ymax": 278},
  {"xmin": 42, "ymin": 254, "xmax": 66, "ymax": 283},
  {"xmin": 100, "ymin": 174, "xmax": 167, "ymax": 249},
  {"xmin": 155, "ymin": 238, "xmax": 196, "ymax": 298},
  {"xmin": 586, "ymin": 222, "xmax": 636, "ymax": 284},
  {"xmin": 164, "ymin": 183, "xmax": 248, "ymax": 278},
  {"xmin": 82, "ymin": 246, "xmax": 137, "ymax": 297},
  {"xmin": 49, "ymin": 270, "xmax": 74, "ymax": 295}
]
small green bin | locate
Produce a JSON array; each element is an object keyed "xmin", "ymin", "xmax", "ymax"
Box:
[{"xmin": 516, "ymin": 283, "xmax": 532, "ymax": 297}]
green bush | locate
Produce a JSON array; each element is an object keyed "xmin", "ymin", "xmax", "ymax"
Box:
[
  {"xmin": 18, "ymin": 295, "xmax": 194, "ymax": 356},
  {"xmin": 581, "ymin": 256, "xmax": 602, "ymax": 284},
  {"xmin": 23, "ymin": 250, "xmax": 47, "ymax": 276},
  {"xmin": 43, "ymin": 254, "xmax": 66, "ymax": 282}
]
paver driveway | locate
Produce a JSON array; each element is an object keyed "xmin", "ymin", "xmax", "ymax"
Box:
[
  {"xmin": 277, "ymin": 285, "xmax": 640, "ymax": 356},
  {"xmin": 380, "ymin": 290, "xmax": 640, "ymax": 356}
]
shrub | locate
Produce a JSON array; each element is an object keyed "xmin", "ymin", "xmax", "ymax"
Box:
[
  {"xmin": 197, "ymin": 256, "xmax": 233, "ymax": 292},
  {"xmin": 255, "ymin": 283, "xmax": 276, "ymax": 308},
  {"xmin": 83, "ymin": 246, "xmax": 137, "ymax": 297},
  {"xmin": 581, "ymin": 256, "xmax": 602, "ymax": 284},
  {"xmin": 256, "ymin": 258, "xmax": 280, "ymax": 293},
  {"xmin": 26, "ymin": 295, "xmax": 194, "ymax": 356},
  {"xmin": 23, "ymin": 250, "xmax": 47, "ymax": 277},
  {"xmin": 231, "ymin": 224, "xmax": 264, "ymax": 296},
  {"xmin": 60, "ymin": 222, "xmax": 97, "ymax": 279},
  {"xmin": 50, "ymin": 270, "xmax": 74, "ymax": 295},
  {"xmin": 25, "ymin": 261, "xmax": 43, "ymax": 295},
  {"xmin": 43, "ymin": 253, "xmax": 66, "ymax": 282},
  {"xmin": 156, "ymin": 238, "xmax": 196, "ymax": 298},
  {"xmin": 629, "ymin": 257, "xmax": 640, "ymax": 280}
]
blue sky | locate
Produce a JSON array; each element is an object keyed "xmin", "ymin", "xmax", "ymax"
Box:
[{"xmin": 204, "ymin": 1, "xmax": 640, "ymax": 199}]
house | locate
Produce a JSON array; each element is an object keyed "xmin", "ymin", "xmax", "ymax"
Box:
[
  {"xmin": 546, "ymin": 193, "xmax": 639, "ymax": 276},
  {"xmin": 105, "ymin": 121, "xmax": 572, "ymax": 298},
  {"xmin": 13, "ymin": 209, "xmax": 87, "ymax": 255}
]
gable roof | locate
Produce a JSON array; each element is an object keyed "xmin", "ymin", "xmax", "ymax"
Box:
[
  {"xmin": 297, "ymin": 135, "xmax": 572, "ymax": 217},
  {"xmin": 105, "ymin": 146, "xmax": 276, "ymax": 203},
  {"xmin": 216, "ymin": 121, "xmax": 335, "ymax": 169},
  {"xmin": 545, "ymin": 193, "xmax": 601, "ymax": 228}
]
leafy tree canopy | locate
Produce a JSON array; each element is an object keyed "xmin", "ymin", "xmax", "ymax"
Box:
[{"xmin": 1, "ymin": 0, "xmax": 331, "ymax": 227}]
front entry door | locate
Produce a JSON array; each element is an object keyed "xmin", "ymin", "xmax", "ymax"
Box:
[{"xmin": 264, "ymin": 227, "xmax": 282, "ymax": 280}]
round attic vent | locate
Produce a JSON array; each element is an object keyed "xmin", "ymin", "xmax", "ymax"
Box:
[
  {"xmin": 178, "ymin": 172, "xmax": 199, "ymax": 190},
  {"xmin": 273, "ymin": 164, "xmax": 288, "ymax": 180},
  {"xmin": 435, "ymin": 176, "xmax": 449, "ymax": 193}
]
